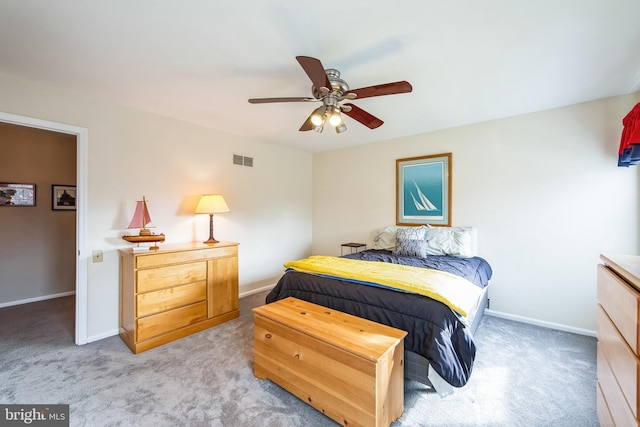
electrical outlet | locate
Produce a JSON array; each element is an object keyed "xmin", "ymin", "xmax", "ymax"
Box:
[{"xmin": 92, "ymin": 250, "xmax": 103, "ymax": 263}]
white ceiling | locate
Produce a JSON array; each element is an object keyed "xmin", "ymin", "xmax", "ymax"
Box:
[{"xmin": 0, "ymin": 1, "xmax": 639, "ymax": 153}]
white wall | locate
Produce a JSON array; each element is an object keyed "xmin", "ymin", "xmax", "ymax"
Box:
[
  {"xmin": 0, "ymin": 72, "xmax": 313, "ymax": 341},
  {"xmin": 313, "ymin": 93, "xmax": 640, "ymax": 332}
]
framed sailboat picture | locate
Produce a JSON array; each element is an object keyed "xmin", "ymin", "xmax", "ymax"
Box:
[{"xmin": 396, "ymin": 153, "xmax": 451, "ymax": 226}]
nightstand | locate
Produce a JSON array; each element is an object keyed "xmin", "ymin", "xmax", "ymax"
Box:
[{"xmin": 341, "ymin": 242, "xmax": 366, "ymax": 255}]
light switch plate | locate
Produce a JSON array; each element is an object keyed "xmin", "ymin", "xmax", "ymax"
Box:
[{"xmin": 92, "ymin": 250, "xmax": 103, "ymax": 263}]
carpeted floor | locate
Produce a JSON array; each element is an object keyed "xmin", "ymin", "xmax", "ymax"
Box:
[{"xmin": 0, "ymin": 292, "xmax": 598, "ymax": 426}]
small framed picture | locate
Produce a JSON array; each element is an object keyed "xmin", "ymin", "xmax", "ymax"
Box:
[
  {"xmin": 0, "ymin": 183, "xmax": 36, "ymax": 206},
  {"xmin": 52, "ymin": 185, "xmax": 76, "ymax": 211}
]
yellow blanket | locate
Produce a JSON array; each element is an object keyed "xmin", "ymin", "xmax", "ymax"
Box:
[{"xmin": 284, "ymin": 256, "xmax": 482, "ymax": 321}]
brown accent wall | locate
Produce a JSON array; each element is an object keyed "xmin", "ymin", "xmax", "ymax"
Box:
[{"xmin": 0, "ymin": 122, "xmax": 76, "ymax": 304}]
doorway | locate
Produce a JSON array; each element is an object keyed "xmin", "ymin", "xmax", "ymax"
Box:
[{"xmin": 0, "ymin": 111, "xmax": 88, "ymax": 345}]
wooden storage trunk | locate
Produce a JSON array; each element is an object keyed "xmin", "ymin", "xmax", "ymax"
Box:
[{"xmin": 253, "ymin": 297, "xmax": 407, "ymax": 427}]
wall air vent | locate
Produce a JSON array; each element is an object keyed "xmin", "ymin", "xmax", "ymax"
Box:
[{"xmin": 234, "ymin": 154, "xmax": 253, "ymax": 167}]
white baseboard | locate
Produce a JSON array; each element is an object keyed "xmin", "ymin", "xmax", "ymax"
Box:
[
  {"xmin": 239, "ymin": 284, "xmax": 276, "ymax": 298},
  {"xmin": 485, "ymin": 309, "xmax": 596, "ymax": 337},
  {"xmin": 0, "ymin": 291, "xmax": 76, "ymax": 309}
]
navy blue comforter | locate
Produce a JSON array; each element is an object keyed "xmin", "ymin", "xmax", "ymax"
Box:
[
  {"xmin": 342, "ymin": 249, "xmax": 492, "ymax": 288},
  {"xmin": 265, "ymin": 250, "xmax": 493, "ymax": 387}
]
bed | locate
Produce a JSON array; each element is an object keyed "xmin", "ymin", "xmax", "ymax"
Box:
[{"xmin": 264, "ymin": 225, "xmax": 492, "ymax": 395}]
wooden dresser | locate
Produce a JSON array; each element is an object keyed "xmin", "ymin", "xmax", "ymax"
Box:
[
  {"xmin": 597, "ymin": 254, "xmax": 640, "ymax": 427},
  {"xmin": 119, "ymin": 241, "xmax": 239, "ymax": 354}
]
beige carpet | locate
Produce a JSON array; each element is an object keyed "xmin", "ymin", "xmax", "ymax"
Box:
[{"xmin": 0, "ymin": 292, "xmax": 597, "ymax": 426}]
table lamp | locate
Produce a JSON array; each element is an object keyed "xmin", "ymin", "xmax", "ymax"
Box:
[{"xmin": 195, "ymin": 194, "xmax": 230, "ymax": 244}]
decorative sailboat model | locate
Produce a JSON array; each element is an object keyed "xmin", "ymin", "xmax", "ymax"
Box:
[{"xmin": 122, "ymin": 196, "xmax": 165, "ymax": 250}]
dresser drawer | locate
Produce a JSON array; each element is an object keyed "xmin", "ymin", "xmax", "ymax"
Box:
[
  {"xmin": 597, "ymin": 305, "xmax": 640, "ymax": 418},
  {"xmin": 137, "ymin": 301, "xmax": 207, "ymax": 341},
  {"xmin": 137, "ymin": 281, "xmax": 206, "ymax": 318},
  {"xmin": 137, "ymin": 262, "xmax": 206, "ymax": 293},
  {"xmin": 598, "ymin": 264, "xmax": 640, "ymax": 353},
  {"xmin": 596, "ymin": 382, "xmax": 615, "ymax": 427},
  {"xmin": 598, "ymin": 343, "xmax": 638, "ymax": 426},
  {"xmin": 136, "ymin": 245, "xmax": 238, "ymax": 269}
]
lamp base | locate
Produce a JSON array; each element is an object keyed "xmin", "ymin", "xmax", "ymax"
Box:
[{"xmin": 203, "ymin": 214, "xmax": 219, "ymax": 244}]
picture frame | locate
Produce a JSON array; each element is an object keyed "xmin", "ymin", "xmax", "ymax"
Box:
[
  {"xmin": 0, "ymin": 183, "xmax": 36, "ymax": 206},
  {"xmin": 396, "ymin": 153, "xmax": 451, "ymax": 226},
  {"xmin": 52, "ymin": 184, "xmax": 76, "ymax": 211}
]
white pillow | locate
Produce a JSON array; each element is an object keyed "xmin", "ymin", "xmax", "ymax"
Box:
[
  {"xmin": 373, "ymin": 226, "xmax": 428, "ymax": 250},
  {"xmin": 425, "ymin": 226, "xmax": 473, "ymax": 257},
  {"xmin": 373, "ymin": 226, "xmax": 398, "ymax": 250}
]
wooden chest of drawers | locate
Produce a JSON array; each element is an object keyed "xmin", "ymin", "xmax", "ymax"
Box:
[
  {"xmin": 253, "ymin": 297, "xmax": 407, "ymax": 427},
  {"xmin": 119, "ymin": 242, "xmax": 239, "ymax": 354},
  {"xmin": 598, "ymin": 254, "xmax": 640, "ymax": 427}
]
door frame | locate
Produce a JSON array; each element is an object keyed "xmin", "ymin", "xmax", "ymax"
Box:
[{"xmin": 0, "ymin": 111, "xmax": 88, "ymax": 345}]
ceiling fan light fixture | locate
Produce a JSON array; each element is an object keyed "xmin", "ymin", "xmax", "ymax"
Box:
[
  {"xmin": 310, "ymin": 106, "xmax": 326, "ymax": 127},
  {"xmin": 329, "ymin": 111, "xmax": 342, "ymax": 126},
  {"xmin": 311, "ymin": 114, "xmax": 324, "ymax": 127},
  {"xmin": 313, "ymin": 123, "xmax": 324, "ymax": 133},
  {"xmin": 335, "ymin": 123, "xmax": 347, "ymax": 133}
]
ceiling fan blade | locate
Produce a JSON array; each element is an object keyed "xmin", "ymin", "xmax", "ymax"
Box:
[
  {"xmin": 345, "ymin": 81, "xmax": 413, "ymax": 100},
  {"xmin": 299, "ymin": 114, "xmax": 314, "ymax": 131},
  {"xmin": 342, "ymin": 103, "xmax": 384, "ymax": 129},
  {"xmin": 248, "ymin": 97, "xmax": 316, "ymax": 104},
  {"xmin": 296, "ymin": 56, "xmax": 331, "ymax": 91}
]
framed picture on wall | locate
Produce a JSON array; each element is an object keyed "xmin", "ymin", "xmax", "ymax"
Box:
[
  {"xmin": 52, "ymin": 184, "xmax": 76, "ymax": 211},
  {"xmin": 396, "ymin": 153, "xmax": 451, "ymax": 226},
  {"xmin": 0, "ymin": 183, "xmax": 36, "ymax": 206}
]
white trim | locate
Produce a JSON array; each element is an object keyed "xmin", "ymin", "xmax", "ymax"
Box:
[
  {"xmin": 485, "ymin": 308, "xmax": 596, "ymax": 337},
  {"xmin": 0, "ymin": 111, "xmax": 89, "ymax": 346},
  {"xmin": 87, "ymin": 329, "xmax": 119, "ymax": 343},
  {"xmin": 75, "ymin": 128, "xmax": 88, "ymax": 345},
  {"xmin": 0, "ymin": 291, "xmax": 76, "ymax": 309},
  {"xmin": 239, "ymin": 284, "xmax": 276, "ymax": 298}
]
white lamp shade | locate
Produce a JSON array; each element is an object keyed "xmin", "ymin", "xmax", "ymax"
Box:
[{"xmin": 195, "ymin": 194, "xmax": 230, "ymax": 214}]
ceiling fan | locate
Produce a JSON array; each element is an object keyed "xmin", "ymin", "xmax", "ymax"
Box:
[{"xmin": 248, "ymin": 56, "xmax": 413, "ymax": 133}]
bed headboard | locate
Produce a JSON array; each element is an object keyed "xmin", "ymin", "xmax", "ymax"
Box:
[{"xmin": 373, "ymin": 225, "xmax": 478, "ymax": 257}]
